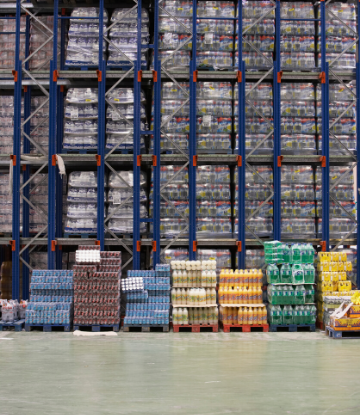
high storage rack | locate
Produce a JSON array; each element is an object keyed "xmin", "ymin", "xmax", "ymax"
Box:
[{"xmin": 1, "ymin": 0, "xmax": 360, "ymax": 300}]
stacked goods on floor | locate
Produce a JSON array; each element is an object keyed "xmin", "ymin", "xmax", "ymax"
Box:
[
  {"xmin": 316, "ymin": 166, "xmax": 356, "ymax": 238},
  {"xmin": 219, "ymin": 306, "xmax": 267, "ymax": 326},
  {"xmin": 106, "ymin": 88, "xmax": 147, "ymax": 152},
  {"xmin": 280, "ymin": 2, "xmax": 315, "ymax": 70},
  {"xmin": 26, "ymin": 269, "xmax": 74, "ymax": 326},
  {"xmin": 281, "ymin": 166, "xmax": 316, "ymax": 239},
  {"xmin": 0, "ymin": 300, "xmax": 27, "ymax": 323},
  {"xmin": 171, "ymin": 260, "xmax": 218, "ymax": 328},
  {"xmin": 266, "ymin": 241, "xmax": 316, "ymax": 327},
  {"xmin": 328, "ymin": 290, "xmax": 360, "ymax": 333},
  {"xmin": 319, "ymin": 3, "xmax": 356, "ymax": 70},
  {"xmin": 107, "ymin": 8, "xmax": 149, "ymax": 69},
  {"xmin": 123, "ymin": 265, "xmax": 170, "ymax": 326},
  {"xmin": 0, "ymin": 16, "xmax": 25, "ymax": 69},
  {"xmin": 316, "ymin": 251, "xmax": 355, "ymax": 327},
  {"xmin": 65, "ymin": 8, "xmax": 107, "ymax": 67},
  {"xmin": 107, "ymin": 170, "xmax": 148, "ymax": 234},
  {"xmin": 63, "ymin": 88, "xmax": 98, "ymax": 151},
  {"xmin": 73, "ymin": 247, "xmax": 121, "ymax": 327}
]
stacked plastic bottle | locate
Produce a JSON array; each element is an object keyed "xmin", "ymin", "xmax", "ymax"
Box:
[
  {"xmin": 219, "ymin": 305, "xmax": 268, "ymax": 326},
  {"xmin": 280, "ymin": 83, "xmax": 317, "ymax": 154},
  {"xmin": 107, "ymin": 170, "xmax": 148, "ymax": 234},
  {"xmin": 317, "ymin": 82, "xmax": 356, "ymax": 155},
  {"xmin": 318, "ymin": 2, "xmax": 357, "ymax": 70},
  {"xmin": 73, "ymin": 247, "xmax": 121, "ymax": 326},
  {"xmin": 316, "ymin": 251, "xmax": 355, "ymax": 325},
  {"xmin": 0, "ymin": 16, "xmax": 25, "ymax": 69},
  {"xmin": 234, "ymin": 166, "xmax": 274, "ymax": 238},
  {"xmin": 315, "ymin": 166, "xmax": 356, "ymax": 238},
  {"xmin": 106, "ymin": 88, "xmax": 147, "ymax": 151},
  {"xmin": 242, "ymin": 249, "xmax": 265, "ymax": 270},
  {"xmin": 65, "ymin": 171, "xmax": 104, "ymax": 234},
  {"xmin": 65, "ymin": 8, "xmax": 108, "ymax": 67},
  {"xmin": 235, "ymin": 82, "xmax": 274, "ymax": 155},
  {"xmin": 63, "ymin": 88, "xmax": 98, "ymax": 151},
  {"xmin": 0, "ymin": 300, "xmax": 27, "ymax": 323},
  {"xmin": 341, "ymin": 248, "xmax": 358, "ymax": 287},
  {"xmin": 107, "ymin": 8, "xmax": 149, "ymax": 68},
  {"xmin": 280, "ymin": 2, "xmax": 316, "ymax": 70},
  {"xmin": 30, "ymin": 16, "xmax": 63, "ymax": 70},
  {"xmin": 123, "ymin": 264, "xmax": 171, "ymax": 326},
  {"xmin": 236, "ymin": 0, "xmax": 274, "ymax": 70},
  {"xmin": 171, "ymin": 260, "xmax": 218, "ymax": 327},
  {"xmin": 26, "ymin": 269, "xmax": 74, "ymax": 326},
  {"xmin": 265, "ymin": 241, "xmax": 316, "ymax": 327},
  {"xmin": 281, "ymin": 166, "xmax": 316, "ymax": 238}
]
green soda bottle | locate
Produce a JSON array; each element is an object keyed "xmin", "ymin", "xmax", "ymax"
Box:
[
  {"xmin": 305, "ymin": 285, "xmax": 315, "ymax": 303},
  {"xmin": 293, "ymin": 306, "xmax": 300, "ymax": 324},
  {"xmin": 307, "ymin": 244, "xmax": 315, "ymax": 264},
  {"xmin": 267, "ymin": 285, "xmax": 274, "ymax": 304},
  {"xmin": 304, "ymin": 305, "xmax": 311, "ymax": 325},
  {"xmin": 280, "ymin": 263, "xmax": 292, "ymax": 283},
  {"xmin": 304, "ymin": 264, "xmax": 315, "ymax": 283},
  {"xmin": 282, "ymin": 243, "xmax": 291, "ymax": 263},
  {"xmin": 299, "ymin": 305, "xmax": 305, "ymax": 324},
  {"xmin": 291, "ymin": 243, "xmax": 301, "ymax": 264},
  {"xmin": 309, "ymin": 305, "xmax": 316, "ymax": 324},
  {"xmin": 291, "ymin": 264, "xmax": 304, "ymax": 284},
  {"xmin": 299, "ymin": 243, "xmax": 307, "ymax": 264},
  {"xmin": 283, "ymin": 305, "xmax": 293, "ymax": 325},
  {"xmin": 266, "ymin": 263, "xmax": 280, "ymax": 284}
]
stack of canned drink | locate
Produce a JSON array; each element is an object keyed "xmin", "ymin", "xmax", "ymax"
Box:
[
  {"xmin": 237, "ymin": 0, "xmax": 274, "ymax": 70},
  {"xmin": 317, "ymin": 82, "xmax": 356, "ymax": 155},
  {"xmin": 30, "ymin": 16, "xmax": 63, "ymax": 70},
  {"xmin": 107, "ymin": 170, "xmax": 148, "ymax": 234},
  {"xmin": 63, "ymin": 88, "xmax": 98, "ymax": 151},
  {"xmin": 280, "ymin": 2, "xmax": 315, "ymax": 70},
  {"xmin": 65, "ymin": 8, "xmax": 108, "ymax": 67},
  {"xmin": 26, "ymin": 269, "xmax": 74, "ymax": 325},
  {"xmin": 107, "ymin": 8, "xmax": 149, "ymax": 68},
  {"xmin": 318, "ymin": 3, "xmax": 356, "ymax": 70},
  {"xmin": 316, "ymin": 166, "xmax": 356, "ymax": 238},
  {"xmin": 280, "ymin": 166, "xmax": 316, "ymax": 238},
  {"xmin": 106, "ymin": 88, "xmax": 147, "ymax": 151},
  {"xmin": 0, "ymin": 16, "xmax": 25, "ymax": 69},
  {"xmin": 235, "ymin": 166, "xmax": 274, "ymax": 238},
  {"xmin": 280, "ymin": 83, "xmax": 316, "ymax": 154}
]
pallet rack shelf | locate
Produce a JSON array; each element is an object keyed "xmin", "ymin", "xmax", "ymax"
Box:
[{"xmin": 1, "ymin": 0, "xmax": 359, "ymax": 300}]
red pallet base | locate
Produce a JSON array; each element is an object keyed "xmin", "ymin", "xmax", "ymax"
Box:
[
  {"xmin": 220, "ymin": 321, "xmax": 269, "ymax": 333},
  {"xmin": 172, "ymin": 324, "xmax": 218, "ymax": 333},
  {"xmin": 316, "ymin": 320, "xmax": 324, "ymax": 331}
]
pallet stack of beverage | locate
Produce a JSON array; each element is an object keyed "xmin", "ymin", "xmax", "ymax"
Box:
[
  {"xmin": 123, "ymin": 264, "xmax": 171, "ymax": 332},
  {"xmin": 0, "ymin": 300, "xmax": 27, "ymax": 332},
  {"xmin": 25, "ymin": 270, "xmax": 74, "ymax": 332},
  {"xmin": 218, "ymin": 268, "xmax": 268, "ymax": 333},
  {"xmin": 266, "ymin": 241, "xmax": 316, "ymax": 332},
  {"xmin": 171, "ymin": 260, "xmax": 218, "ymax": 333},
  {"xmin": 73, "ymin": 247, "xmax": 121, "ymax": 332}
]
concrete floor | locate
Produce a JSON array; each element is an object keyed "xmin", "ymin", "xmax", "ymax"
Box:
[{"xmin": 0, "ymin": 330, "xmax": 359, "ymax": 415}]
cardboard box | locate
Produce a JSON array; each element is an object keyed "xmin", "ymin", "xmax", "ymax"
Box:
[
  {"xmin": 330, "ymin": 316, "xmax": 360, "ymax": 331},
  {"xmin": 347, "ymin": 305, "xmax": 360, "ymax": 318}
]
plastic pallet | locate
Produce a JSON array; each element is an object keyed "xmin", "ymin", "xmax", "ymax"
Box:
[
  {"xmin": 123, "ymin": 324, "xmax": 169, "ymax": 333},
  {"xmin": 316, "ymin": 320, "xmax": 325, "ymax": 331},
  {"xmin": 25, "ymin": 324, "xmax": 71, "ymax": 332},
  {"xmin": 326, "ymin": 326, "xmax": 360, "ymax": 339},
  {"xmin": 0, "ymin": 319, "xmax": 25, "ymax": 332},
  {"xmin": 172, "ymin": 324, "xmax": 218, "ymax": 333},
  {"xmin": 269, "ymin": 324, "xmax": 316, "ymax": 332},
  {"xmin": 74, "ymin": 324, "xmax": 120, "ymax": 332},
  {"xmin": 220, "ymin": 322, "xmax": 269, "ymax": 333}
]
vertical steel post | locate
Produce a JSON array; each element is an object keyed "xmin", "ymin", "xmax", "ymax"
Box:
[
  {"xmin": 152, "ymin": 0, "xmax": 161, "ymax": 267},
  {"xmin": 320, "ymin": 0, "xmax": 329, "ymax": 250},
  {"xmin": 189, "ymin": 0, "xmax": 197, "ymax": 260},
  {"xmin": 273, "ymin": 0, "xmax": 281, "ymax": 241},
  {"xmin": 97, "ymin": 0, "xmax": 106, "ymax": 250},
  {"xmin": 12, "ymin": 0, "xmax": 22, "ymax": 299},
  {"xmin": 237, "ymin": 1, "xmax": 245, "ymax": 268},
  {"xmin": 48, "ymin": 0, "xmax": 59, "ymax": 269},
  {"xmin": 132, "ymin": 0, "xmax": 142, "ymax": 269}
]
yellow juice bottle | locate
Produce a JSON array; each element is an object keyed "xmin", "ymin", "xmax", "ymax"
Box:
[
  {"xmin": 237, "ymin": 307, "xmax": 243, "ymax": 325},
  {"xmin": 219, "ymin": 269, "xmax": 225, "ymax": 286},
  {"xmin": 248, "ymin": 308, "xmax": 254, "ymax": 325},
  {"xmin": 243, "ymin": 307, "xmax": 249, "ymax": 325},
  {"xmin": 219, "ymin": 286, "xmax": 224, "ymax": 304},
  {"xmin": 234, "ymin": 269, "xmax": 239, "ymax": 286},
  {"xmin": 244, "ymin": 270, "xmax": 249, "ymax": 290}
]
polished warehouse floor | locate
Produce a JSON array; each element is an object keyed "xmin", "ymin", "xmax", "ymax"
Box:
[{"xmin": 0, "ymin": 330, "xmax": 359, "ymax": 415}]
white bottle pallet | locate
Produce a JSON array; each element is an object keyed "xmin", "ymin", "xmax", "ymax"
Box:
[
  {"xmin": 172, "ymin": 304, "xmax": 217, "ymax": 307},
  {"xmin": 219, "ymin": 304, "xmax": 266, "ymax": 307}
]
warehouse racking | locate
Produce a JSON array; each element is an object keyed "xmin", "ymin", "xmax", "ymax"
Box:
[{"xmin": 0, "ymin": 0, "xmax": 359, "ymax": 300}]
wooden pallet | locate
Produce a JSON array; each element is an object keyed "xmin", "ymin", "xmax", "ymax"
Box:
[
  {"xmin": 25, "ymin": 324, "xmax": 71, "ymax": 332},
  {"xmin": 269, "ymin": 324, "xmax": 316, "ymax": 332},
  {"xmin": 220, "ymin": 321, "xmax": 269, "ymax": 333},
  {"xmin": 123, "ymin": 324, "xmax": 169, "ymax": 333},
  {"xmin": 0, "ymin": 319, "xmax": 25, "ymax": 332},
  {"xmin": 326, "ymin": 326, "xmax": 360, "ymax": 339},
  {"xmin": 172, "ymin": 324, "xmax": 218, "ymax": 333},
  {"xmin": 74, "ymin": 324, "xmax": 120, "ymax": 332}
]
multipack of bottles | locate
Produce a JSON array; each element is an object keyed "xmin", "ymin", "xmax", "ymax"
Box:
[
  {"xmin": 0, "ymin": 17, "xmax": 25, "ymax": 69},
  {"xmin": 73, "ymin": 248, "xmax": 121, "ymax": 326},
  {"xmin": 65, "ymin": 8, "xmax": 108, "ymax": 67},
  {"xmin": 171, "ymin": 288, "xmax": 216, "ymax": 305},
  {"xmin": 26, "ymin": 270, "xmax": 74, "ymax": 325},
  {"xmin": 0, "ymin": 300, "xmax": 27, "ymax": 323},
  {"xmin": 219, "ymin": 306, "xmax": 267, "ymax": 325},
  {"xmin": 124, "ymin": 264, "xmax": 171, "ymax": 325},
  {"xmin": 268, "ymin": 305, "xmax": 316, "ymax": 325},
  {"xmin": 173, "ymin": 307, "xmax": 218, "ymax": 325},
  {"xmin": 108, "ymin": 8, "xmax": 149, "ymax": 68}
]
